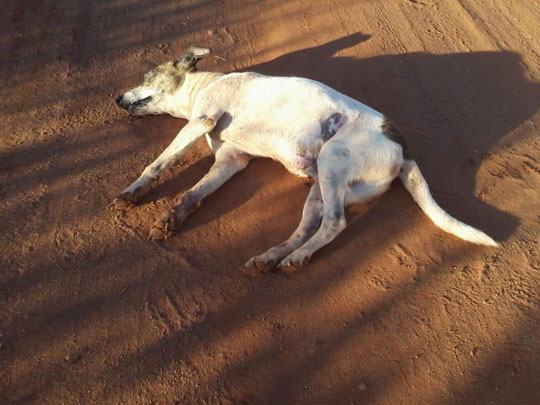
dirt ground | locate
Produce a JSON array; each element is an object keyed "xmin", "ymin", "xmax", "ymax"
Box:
[{"xmin": 1, "ymin": 0, "xmax": 539, "ymax": 403}]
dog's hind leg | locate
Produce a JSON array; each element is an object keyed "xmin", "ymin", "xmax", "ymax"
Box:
[
  {"xmin": 277, "ymin": 179, "xmax": 393, "ymax": 272},
  {"xmin": 149, "ymin": 145, "xmax": 250, "ymax": 240},
  {"xmin": 112, "ymin": 116, "xmax": 218, "ymax": 210},
  {"xmin": 275, "ymin": 139, "xmax": 354, "ymax": 272},
  {"xmin": 242, "ymin": 182, "xmax": 324, "ymax": 273},
  {"xmin": 278, "ymin": 176, "xmax": 347, "ymax": 272}
]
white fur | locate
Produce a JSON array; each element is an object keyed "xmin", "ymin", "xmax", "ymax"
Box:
[
  {"xmin": 399, "ymin": 160, "xmax": 498, "ymax": 246},
  {"xmin": 114, "ymin": 58, "xmax": 498, "ymax": 270}
]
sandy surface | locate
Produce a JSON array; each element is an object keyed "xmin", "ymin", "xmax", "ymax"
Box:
[{"xmin": 1, "ymin": 0, "xmax": 540, "ymax": 403}]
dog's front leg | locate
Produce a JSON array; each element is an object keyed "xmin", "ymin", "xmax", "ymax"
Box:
[
  {"xmin": 112, "ymin": 116, "xmax": 217, "ymax": 210},
  {"xmin": 148, "ymin": 145, "xmax": 250, "ymax": 240}
]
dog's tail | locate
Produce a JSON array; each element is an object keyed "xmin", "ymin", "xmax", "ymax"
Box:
[{"xmin": 399, "ymin": 159, "xmax": 498, "ymax": 246}]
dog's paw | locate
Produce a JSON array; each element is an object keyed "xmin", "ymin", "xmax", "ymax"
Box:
[
  {"xmin": 111, "ymin": 187, "xmax": 145, "ymax": 210},
  {"xmin": 241, "ymin": 256, "xmax": 277, "ymax": 275},
  {"xmin": 111, "ymin": 194, "xmax": 135, "ymax": 210},
  {"xmin": 148, "ymin": 209, "xmax": 186, "ymax": 240},
  {"xmin": 164, "ymin": 208, "xmax": 186, "ymax": 231},
  {"xmin": 148, "ymin": 218, "xmax": 169, "ymax": 240},
  {"xmin": 277, "ymin": 252, "xmax": 311, "ymax": 273}
]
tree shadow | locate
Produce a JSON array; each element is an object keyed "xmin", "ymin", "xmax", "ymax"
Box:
[{"xmin": 3, "ymin": 27, "xmax": 539, "ymax": 405}]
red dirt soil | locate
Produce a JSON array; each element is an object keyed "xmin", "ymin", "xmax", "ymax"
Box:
[{"xmin": 1, "ymin": 0, "xmax": 539, "ymax": 404}]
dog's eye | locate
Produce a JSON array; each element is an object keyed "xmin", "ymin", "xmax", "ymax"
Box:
[{"xmin": 134, "ymin": 96, "xmax": 153, "ymax": 105}]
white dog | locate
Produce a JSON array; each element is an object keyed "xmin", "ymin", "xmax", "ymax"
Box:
[{"xmin": 114, "ymin": 45, "xmax": 498, "ymax": 272}]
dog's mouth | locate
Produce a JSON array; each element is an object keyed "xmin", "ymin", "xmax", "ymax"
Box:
[
  {"xmin": 116, "ymin": 95, "xmax": 153, "ymax": 114},
  {"xmin": 127, "ymin": 96, "xmax": 153, "ymax": 115}
]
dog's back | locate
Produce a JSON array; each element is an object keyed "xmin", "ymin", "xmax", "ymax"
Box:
[{"xmin": 194, "ymin": 72, "xmax": 385, "ymax": 175}]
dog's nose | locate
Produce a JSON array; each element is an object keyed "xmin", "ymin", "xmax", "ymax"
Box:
[{"xmin": 116, "ymin": 95, "xmax": 123, "ymax": 105}]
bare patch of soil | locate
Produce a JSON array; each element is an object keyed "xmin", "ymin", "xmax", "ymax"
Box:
[{"xmin": 1, "ymin": 0, "xmax": 539, "ymax": 403}]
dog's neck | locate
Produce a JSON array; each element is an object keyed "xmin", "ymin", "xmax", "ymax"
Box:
[{"xmin": 170, "ymin": 71, "xmax": 224, "ymax": 119}]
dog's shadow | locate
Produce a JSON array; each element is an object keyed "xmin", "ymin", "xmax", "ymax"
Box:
[
  {"xmin": 150, "ymin": 33, "xmax": 537, "ymax": 241},
  {"xmin": 242, "ymin": 33, "xmax": 540, "ymax": 241}
]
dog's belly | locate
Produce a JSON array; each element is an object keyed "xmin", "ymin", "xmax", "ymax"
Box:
[
  {"xmin": 222, "ymin": 128, "xmax": 318, "ymax": 177},
  {"xmin": 217, "ymin": 112, "xmax": 349, "ymax": 177}
]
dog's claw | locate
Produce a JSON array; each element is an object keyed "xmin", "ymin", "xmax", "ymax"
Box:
[
  {"xmin": 112, "ymin": 188, "xmax": 144, "ymax": 210},
  {"xmin": 277, "ymin": 254, "xmax": 310, "ymax": 273},
  {"xmin": 240, "ymin": 266, "xmax": 262, "ymax": 277},
  {"xmin": 154, "ymin": 218, "xmax": 167, "ymax": 229},
  {"xmin": 112, "ymin": 196, "xmax": 133, "ymax": 211},
  {"xmin": 241, "ymin": 257, "xmax": 277, "ymax": 275},
  {"xmin": 148, "ymin": 209, "xmax": 185, "ymax": 240},
  {"xmin": 111, "ymin": 186, "xmax": 148, "ymax": 211},
  {"xmin": 277, "ymin": 263, "xmax": 301, "ymax": 274},
  {"xmin": 148, "ymin": 226, "xmax": 168, "ymax": 240}
]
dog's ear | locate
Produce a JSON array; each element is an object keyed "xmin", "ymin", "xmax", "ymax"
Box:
[{"xmin": 174, "ymin": 46, "xmax": 211, "ymax": 71}]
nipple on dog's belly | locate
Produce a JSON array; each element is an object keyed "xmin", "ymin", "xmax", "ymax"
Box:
[{"xmin": 291, "ymin": 152, "xmax": 316, "ymax": 170}]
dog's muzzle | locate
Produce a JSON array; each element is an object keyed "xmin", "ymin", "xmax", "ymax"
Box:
[{"xmin": 116, "ymin": 95, "xmax": 153, "ymax": 112}]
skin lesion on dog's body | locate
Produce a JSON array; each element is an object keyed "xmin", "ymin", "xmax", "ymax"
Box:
[
  {"xmin": 113, "ymin": 45, "xmax": 498, "ymax": 272},
  {"xmin": 320, "ymin": 112, "xmax": 347, "ymax": 141},
  {"xmin": 289, "ymin": 112, "xmax": 348, "ymax": 175}
]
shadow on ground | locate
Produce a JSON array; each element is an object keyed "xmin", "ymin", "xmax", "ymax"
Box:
[{"xmin": 2, "ymin": 4, "xmax": 539, "ymax": 399}]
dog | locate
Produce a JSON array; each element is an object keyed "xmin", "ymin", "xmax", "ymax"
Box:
[{"xmin": 113, "ymin": 45, "xmax": 498, "ymax": 272}]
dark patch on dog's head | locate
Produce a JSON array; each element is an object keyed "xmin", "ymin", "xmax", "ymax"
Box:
[
  {"xmin": 320, "ymin": 112, "xmax": 346, "ymax": 141},
  {"xmin": 141, "ymin": 46, "xmax": 211, "ymax": 93},
  {"xmin": 116, "ymin": 45, "xmax": 211, "ymax": 116},
  {"xmin": 381, "ymin": 117, "xmax": 411, "ymax": 159},
  {"xmin": 142, "ymin": 62, "xmax": 185, "ymax": 95}
]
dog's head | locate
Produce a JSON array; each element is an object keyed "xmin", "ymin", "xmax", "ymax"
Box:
[{"xmin": 116, "ymin": 45, "xmax": 211, "ymax": 116}]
